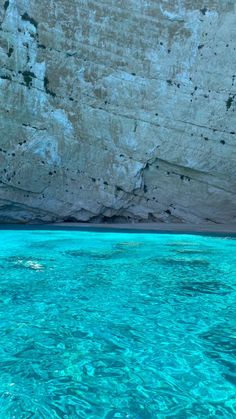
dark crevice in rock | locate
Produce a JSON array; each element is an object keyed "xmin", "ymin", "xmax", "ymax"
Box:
[
  {"xmin": 226, "ymin": 95, "xmax": 235, "ymax": 111},
  {"xmin": 0, "ymin": 74, "xmax": 11, "ymax": 81},
  {"xmin": 63, "ymin": 216, "xmax": 79, "ymax": 222},
  {"xmin": 205, "ymin": 217, "xmax": 217, "ymax": 224},
  {"xmin": 116, "ymin": 186, "xmax": 125, "ymax": 192},
  {"xmin": 177, "ymin": 119, "xmax": 235, "ymax": 135},
  {"xmin": 200, "ymin": 7, "xmax": 207, "ymax": 15},
  {"xmin": 3, "ymin": 0, "xmax": 9, "ymax": 11},
  {"xmin": 44, "ymin": 76, "xmax": 56, "ymax": 97},
  {"xmin": 7, "ymin": 47, "xmax": 14, "ymax": 57},
  {"xmin": 21, "ymin": 12, "xmax": 38, "ymax": 29},
  {"xmin": 22, "ymin": 123, "xmax": 46, "ymax": 131},
  {"xmin": 20, "ymin": 70, "xmax": 36, "ymax": 87}
]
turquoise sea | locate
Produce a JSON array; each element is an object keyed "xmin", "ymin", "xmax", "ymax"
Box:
[{"xmin": 0, "ymin": 229, "xmax": 236, "ymax": 418}]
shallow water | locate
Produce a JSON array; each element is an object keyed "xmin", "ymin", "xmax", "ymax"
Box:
[{"xmin": 0, "ymin": 230, "xmax": 236, "ymax": 418}]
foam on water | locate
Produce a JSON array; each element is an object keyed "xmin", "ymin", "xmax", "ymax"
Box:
[{"xmin": 0, "ymin": 230, "xmax": 236, "ymax": 418}]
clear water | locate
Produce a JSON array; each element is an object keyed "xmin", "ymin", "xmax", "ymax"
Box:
[{"xmin": 0, "ymin": 229, "xmax": 236, "ymax": 418}]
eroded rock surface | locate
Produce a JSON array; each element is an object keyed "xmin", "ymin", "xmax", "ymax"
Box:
[{"xmin": 0, "ymin": 0, "xmax": 236, "ymax": 223}]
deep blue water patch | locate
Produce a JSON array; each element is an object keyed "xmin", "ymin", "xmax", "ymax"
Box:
[{"xmin": 0, "ymin": 230, "xmax": 236, "ymax": 418}]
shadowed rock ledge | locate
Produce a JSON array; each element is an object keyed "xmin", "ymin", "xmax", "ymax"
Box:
[{"xmin": 0, "ymin": 0, "xmax": 236, "ymax": 223}]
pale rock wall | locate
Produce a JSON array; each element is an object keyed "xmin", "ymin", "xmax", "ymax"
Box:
[{"xmin": 0, "ymin": 0, "xmax": 236, "ymax": 223}]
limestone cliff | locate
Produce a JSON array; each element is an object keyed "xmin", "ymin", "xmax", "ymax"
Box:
[{"xmin": 0, "ymin": 0, "xmax": 236, "ymax": 223}]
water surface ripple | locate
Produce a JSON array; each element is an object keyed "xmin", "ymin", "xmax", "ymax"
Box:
[{"xmin": 0, "ymin": 230, "xmax": 236, "ymax": 418}]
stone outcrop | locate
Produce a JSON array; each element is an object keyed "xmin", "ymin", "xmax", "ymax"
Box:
[{"xmin": 0, "ymin": 0, "xmax": 236, "ymax": 223}]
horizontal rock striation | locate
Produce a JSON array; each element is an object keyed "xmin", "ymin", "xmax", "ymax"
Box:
[{"xmin": 0, "ymin": 0, "xmax": 236, "ymax": 223}]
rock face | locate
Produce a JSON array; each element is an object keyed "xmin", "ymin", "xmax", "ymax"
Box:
[{"xmin": 0, "ymin": 0, "xmax": 236, "ymax": 223}]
